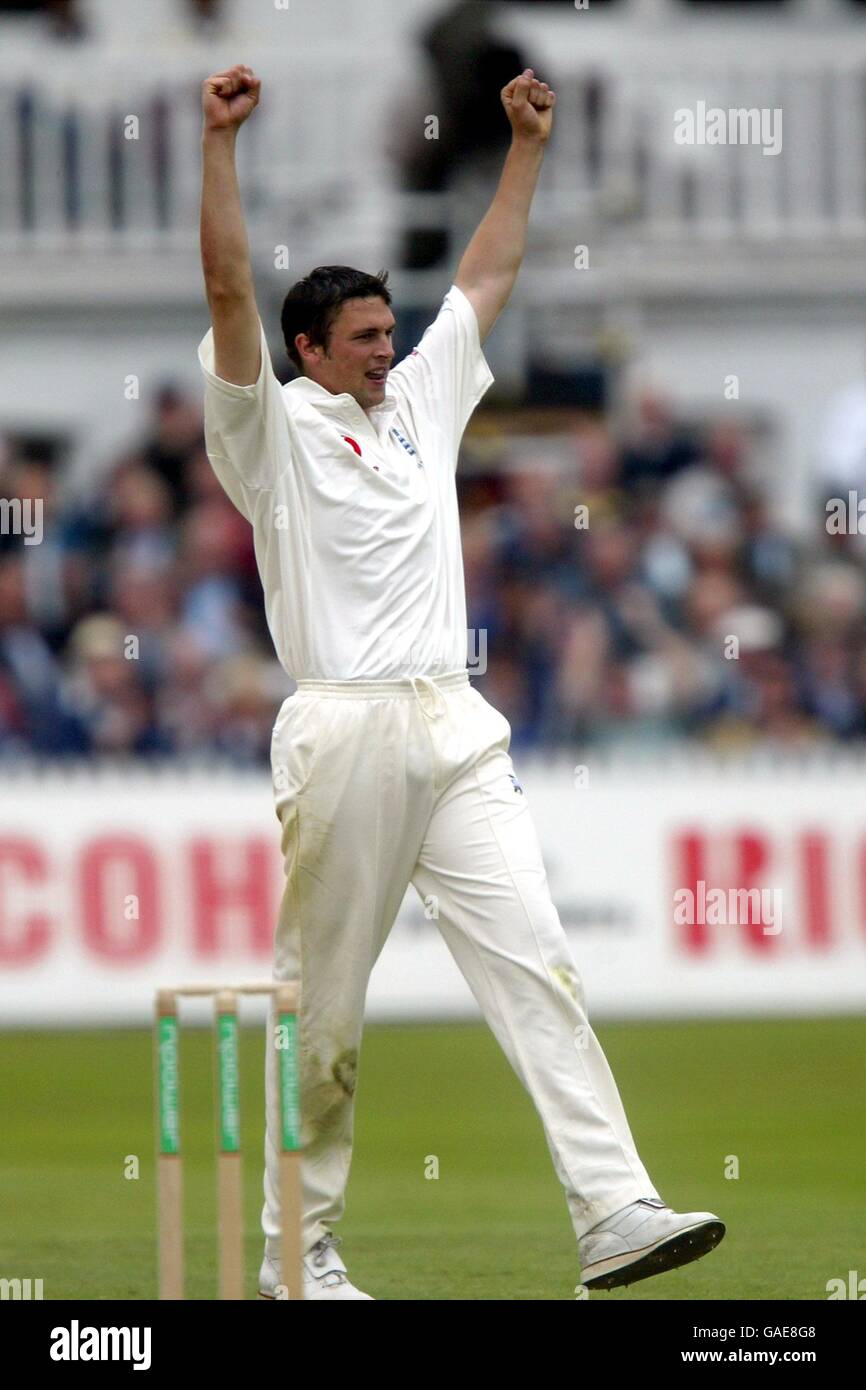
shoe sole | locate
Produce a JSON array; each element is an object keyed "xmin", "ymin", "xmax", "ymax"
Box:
[
  {"xmin": 257, "ymin": 1289, "xmax": 313, "ymax": 1300},
  {"xmin": 582, "ymin": 1219, "xmax": 726, "ymax": 1290}
]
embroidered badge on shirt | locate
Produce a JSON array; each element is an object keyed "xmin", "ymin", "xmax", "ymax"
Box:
[{"xmin": 391, "ymin": 426, "xmax": 423, "ymax": 469}]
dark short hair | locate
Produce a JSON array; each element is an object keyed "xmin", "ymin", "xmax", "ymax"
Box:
[{"xmin": 281, "ymin": 266, "xmax": 392, "ymax": 372}]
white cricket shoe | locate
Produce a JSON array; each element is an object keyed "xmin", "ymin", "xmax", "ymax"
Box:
[
  {"xmin": 578, "ymin": 1196, "xmax": 725, "ymax": 1290},
  {"xmin": 258, "ymin": 1233, "xmax": 374, "ymax": 1301}
]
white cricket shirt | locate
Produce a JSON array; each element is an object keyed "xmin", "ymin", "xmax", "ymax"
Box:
[{"xmin": 197, "ymin": 284, "xmax": 494, "ymax": 680}]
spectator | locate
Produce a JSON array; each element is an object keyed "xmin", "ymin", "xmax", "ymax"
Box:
[
  {"xmin": 59, "ymin": 613, "xmax": 169, "ymax": 756},
  {"xmin": 142, "ymin": 383, "xmax": 204, "ymax": 516},
  {"xmin": 393, "ymin": 0, "xmax": 529, "ymax": 272},
  {"xmin": 620, "ymin": 388, "xmax": 701, "ymax": 490},
  {"xmin": 45, "ymin": 0, "xmax": 87, "ymax": 42},
  {"xmin": 185, "ymin": 0, "xmax": 225, "ymax": 37}
]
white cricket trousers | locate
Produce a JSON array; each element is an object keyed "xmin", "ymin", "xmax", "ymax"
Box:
[{"xmin": 261, "ymin": 670, "xmax": 660, "ymax": 1257}]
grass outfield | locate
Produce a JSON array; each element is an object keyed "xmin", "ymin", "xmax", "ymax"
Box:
[{"xmin": 0, "ymin": 1015, "xmax": 863, "ymax": 1301}]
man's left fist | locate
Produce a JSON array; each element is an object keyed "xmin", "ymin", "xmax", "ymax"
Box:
[{"xmin": 502, "ymin": 69, "xmax": 556, "ymax": 145}]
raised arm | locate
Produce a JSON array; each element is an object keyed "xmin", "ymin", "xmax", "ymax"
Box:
[
  {"xmin": 200, "ymin": 64, "xmax": 262, "ymax": 386},
  {"xmin": 455, "ymin": 69, "xmax": 556, "ymax": 343}
]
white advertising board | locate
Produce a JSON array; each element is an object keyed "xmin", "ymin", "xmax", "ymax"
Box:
[{"xmin": 1, "ymin": 755, "xmax": 865, "ymax": 1025}]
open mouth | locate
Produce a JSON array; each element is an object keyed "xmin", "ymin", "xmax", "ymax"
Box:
[{"xmin": 366, "ymin": 370, "xmax": 388, "ymax": 383}]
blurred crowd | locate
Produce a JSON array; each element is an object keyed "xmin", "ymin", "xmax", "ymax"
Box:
[
  {"xmin": 467, "ymin": 395, "xmax": 866, "ymax": 754},
  {"xmin": 2, "ymin": 367, "xmax": 866, "ymax": 763},
  {"xmin": 0, "ymin": 388, "xmax": 282, "ymax": 763}
]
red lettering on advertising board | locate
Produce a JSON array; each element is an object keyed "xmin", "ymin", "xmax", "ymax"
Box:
[
  {"xmin": 189, "ymin": 839, "xmax": 274, "ymax": 956},
  {"xmin": 80, "ymin": 837, "xmax": 160, "ymax": 961},
  {"xmin": 673, "ymin": 830, "xmax": 782, "ymax": 953},
  {"xmin": 800, "ymin": 832, "xmax": 832, "ymax": 948},
  {"xmin": 734, "ymin": 832, "xmax": 774, "ymax": 952},
  {"xmin": 0, "ymin": 837, "xmax": 51, "ymax": 964},
  {"xmin": 675, "ymin": 831, "xmax": 709, "ymax": 952}
]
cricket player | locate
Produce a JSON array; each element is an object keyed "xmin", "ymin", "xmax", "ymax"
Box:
[{"xmin": 197, "ymin": 64, "xmax": 725, "ymax": 1300}]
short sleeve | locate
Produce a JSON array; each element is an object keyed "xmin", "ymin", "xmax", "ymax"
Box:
[
  {"xmin": 388, "ymin": 284, "xmax": 494, "ymax": 462},
  {"xmin": 197, "ymin": 316, "xmax": 292, "ymax": 506}
]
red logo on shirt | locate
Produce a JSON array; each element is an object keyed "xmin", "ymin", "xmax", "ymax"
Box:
[{"xmin": 343, "ymin": 434, "xmax": 379, "ymax": 471}]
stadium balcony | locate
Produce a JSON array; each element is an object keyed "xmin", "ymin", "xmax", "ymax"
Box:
[{"xmin": 1, "ymin": 0, "xmax": 866, "ymax": 302}]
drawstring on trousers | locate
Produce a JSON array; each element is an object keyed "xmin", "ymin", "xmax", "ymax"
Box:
[{"xmin": 409, "ymin": 674, "xmax": 447, "ymax": 721}]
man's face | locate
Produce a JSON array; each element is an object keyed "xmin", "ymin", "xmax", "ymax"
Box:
[{"xmin": 298, "ymin": 296, "xmax": 396, "ymax": 410}]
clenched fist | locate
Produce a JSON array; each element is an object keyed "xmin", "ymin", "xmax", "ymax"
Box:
[
  {"xmin": 502, "ymin": 69, "xmax": 556, "ymax": 145},
  {"xmin": 202, "ymin": 65, "xmax": 262, "ymax": 132}
]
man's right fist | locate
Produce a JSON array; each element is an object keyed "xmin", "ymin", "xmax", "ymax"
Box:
[{"xmin": 202, "ymin": 65, "xmax": 261, "ymax": 131}]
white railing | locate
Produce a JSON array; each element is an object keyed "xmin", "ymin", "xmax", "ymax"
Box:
[
  {"xmin": 0, "ymin": 54, "xmax": 390, "ymax": 256},
  {"xmin": 3, "ymin": 45, "xmax": 866, "ymax": 262}
]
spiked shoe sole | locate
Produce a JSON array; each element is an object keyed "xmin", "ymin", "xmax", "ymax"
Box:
[{"xmin": 582, "ymin": 1219, "xmax": 726, "ymax": 1290}]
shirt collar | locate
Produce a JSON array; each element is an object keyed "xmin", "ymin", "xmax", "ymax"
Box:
[{"xmin": 284, "ymin": 374, "xmax": 398, "ymax": 431}]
